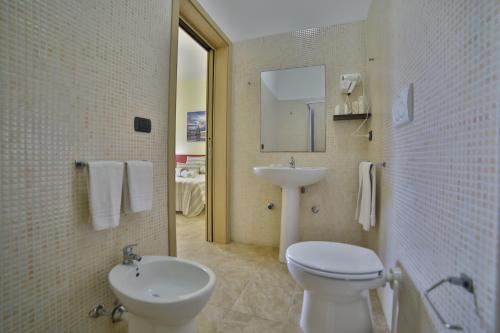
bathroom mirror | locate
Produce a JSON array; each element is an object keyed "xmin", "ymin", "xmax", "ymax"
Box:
[{"xmin": 260, "ymin": 65, "xmax": 326, "ymax": 152}]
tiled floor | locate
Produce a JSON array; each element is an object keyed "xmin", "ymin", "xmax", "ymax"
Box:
[{"xmin": 176, "ymin": 212, "xmax": 389, "ymax": 333}]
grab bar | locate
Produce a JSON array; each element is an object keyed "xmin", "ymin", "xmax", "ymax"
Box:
[{"xmin": 424, "ymin": 273, "xmax": 481, "ymax": 331}]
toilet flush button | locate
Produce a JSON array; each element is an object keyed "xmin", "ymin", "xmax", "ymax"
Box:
[{"xmin": 392, "ymin": 83, "xmax": 413, "ymax": 128}]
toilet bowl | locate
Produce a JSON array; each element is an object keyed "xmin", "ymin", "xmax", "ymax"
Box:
[{"xmin": 286, "ymin": 241, "xmax": 386, "ymax": 333}]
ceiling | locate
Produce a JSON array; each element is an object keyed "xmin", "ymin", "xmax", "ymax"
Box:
[
  {"xmin": 197, "ymin": 0, "xmax": 372, "ymax": 42},
  {"xmin": 177, "ymin": 28, "xmax": 207, "ymax": 81}
]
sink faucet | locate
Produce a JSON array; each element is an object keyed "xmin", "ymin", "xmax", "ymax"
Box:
[
  {"xmin": 289, "ymin": 156, "xmax": 296, "ymax": 168},
  {"xmin": 122, "ymin": 244, "xmax": 142, "ymax": 265}
]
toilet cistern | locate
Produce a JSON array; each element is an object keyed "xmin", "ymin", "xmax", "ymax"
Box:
[{"xmin": 253, "ymin": 163, "xmax": 328, "ymax": 262}]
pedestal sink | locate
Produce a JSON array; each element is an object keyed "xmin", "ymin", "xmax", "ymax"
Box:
[{"xmin": 253, "ymin": 165, "xmax": 328, "ymax": 262}]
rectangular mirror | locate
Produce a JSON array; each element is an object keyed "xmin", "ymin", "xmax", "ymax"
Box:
[{"xmin": 261, "ymin": 65, "xmax": 326, "ymax": 152}]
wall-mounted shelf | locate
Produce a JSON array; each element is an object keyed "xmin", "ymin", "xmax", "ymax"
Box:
[{"xmin": 333, "ymin": 113, "xmax": 371, "ymax": 121}]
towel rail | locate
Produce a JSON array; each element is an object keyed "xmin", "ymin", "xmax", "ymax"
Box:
[
  {"xmin": 75, "ymin": 160, "xmax": 87, "ymax": 168},
  {"xmin": 363, "ymin": 161, "xmax": 386, "ymax": 168},
  {"xmin": 75, "ymin": 160, "xmax": 149, "ymax": 168}
]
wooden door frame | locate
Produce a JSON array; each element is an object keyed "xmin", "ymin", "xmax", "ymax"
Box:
[{"xmin": 167, "ymin": 0, "xmax": 231, "ymax": 256}]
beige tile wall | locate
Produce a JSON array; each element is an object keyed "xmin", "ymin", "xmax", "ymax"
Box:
[
  {"xmin": 365, "ymin": 0, "xmax": 500, "ymax": 332},
  {"xmin": 0, "ymin": 1, "xmax": 172, "ymax": 332},
  {"xmin": 230, "ymin": 22, "xmax": 370, "ymax": 246}
]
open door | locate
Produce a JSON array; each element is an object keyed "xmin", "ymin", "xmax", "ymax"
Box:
[{"xmin": 167, "ymin": 0, "xmax": 231, "ymax": 256}]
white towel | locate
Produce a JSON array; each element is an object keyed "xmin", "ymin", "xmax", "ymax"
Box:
[
  {"xmin": 87, "ymin": 161, "xmax": 124, "ymax": 230},
  {"xmin": 355, "ymin": 161, "xmax": 376, "ymax": 231},
  {"xmin": 123, "ymin": 161, "xmax": 153, "ymax": 213}
]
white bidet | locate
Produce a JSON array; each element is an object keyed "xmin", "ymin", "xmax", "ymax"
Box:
[{"xmin": 109, "ymin": 256, "xmax": 216, "ymax": 333}]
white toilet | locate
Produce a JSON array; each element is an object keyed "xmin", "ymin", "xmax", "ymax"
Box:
[{"xmin": 286, "ymin": 241, "xmax": 386, "ymax": 333}]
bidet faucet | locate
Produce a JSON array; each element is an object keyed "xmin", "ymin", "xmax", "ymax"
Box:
[
  {"xmin": 122, "ymin": 244, "xmax": 142, "ymax": 265},
  {"xmin": 289, "ymin": 156, "xmax": 296, "ymax": 168}
]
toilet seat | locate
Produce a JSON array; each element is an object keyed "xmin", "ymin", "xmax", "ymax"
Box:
[{"xmin": 286, "ymin": 241, "xmax": 384, "ymax": 280}]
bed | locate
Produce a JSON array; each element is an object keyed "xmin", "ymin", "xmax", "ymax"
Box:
[{"xmin": 175, "ymin": 156, "xmax": 206, "ymax": 217}]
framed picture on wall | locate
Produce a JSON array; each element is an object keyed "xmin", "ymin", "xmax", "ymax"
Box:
[{"xmin": 187, "ymin": 111, "xmax": 206, "ymax": 142}]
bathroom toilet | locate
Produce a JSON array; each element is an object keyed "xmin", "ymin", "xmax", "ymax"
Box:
[{"xmin": 286, "ymin": 241, "xmax": 386, "ymax": 333}]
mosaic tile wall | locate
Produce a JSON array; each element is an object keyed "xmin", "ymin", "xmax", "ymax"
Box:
[
  {"xmin": 364, "ymin": 0, "xmax": 500, "ymax": 332},
  {"xmin": 0, "ymin": 1, "xmax": 172, "ymax": 332},
  {"xmin": 230, "ymin": 22, "xmax": 370, "ymax": 246}
]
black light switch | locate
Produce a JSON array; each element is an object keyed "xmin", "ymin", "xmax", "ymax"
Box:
[{"xmin": 134, "ymin": 117, "xmax": 151, "ymax": 133}]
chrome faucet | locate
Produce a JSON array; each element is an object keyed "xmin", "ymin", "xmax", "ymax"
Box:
[
  {"xmin": 289, "ymin": 156, "xmax": 296, "ymax": 168},
  {"xmin": 122, "ymin": 244, "xmax": 142, "ymax": 265}
]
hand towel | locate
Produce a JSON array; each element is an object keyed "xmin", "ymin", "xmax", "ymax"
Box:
[
  {"xmin": 87, "ymin": 161, "xmax": 124, "ymax": 230},
  {"xmin": 123, "ymin": 161, "xmax": 153, "ymax": 213},
  {"xmin": 355, "ymin": 161, "xmax": 376, "ymax": 231}
]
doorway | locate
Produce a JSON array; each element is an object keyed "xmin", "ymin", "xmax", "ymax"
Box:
[
  {"xmin": 174, "ymin": 27, "xmax": 210, "ymax": 247},
  {"xmin": 168, "ymin": 0, "xmax": 231, "ymax": 256}
]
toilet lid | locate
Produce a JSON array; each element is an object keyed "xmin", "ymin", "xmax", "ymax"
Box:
[{"xmin": 286, "ymin": 241, "xmax": 383, "ymax": 276}]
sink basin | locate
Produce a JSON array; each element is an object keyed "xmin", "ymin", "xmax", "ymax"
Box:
[
  {"xmin": 109, "ymin": 256, "xmax": 216, "ymax": 333},
  {"xmin": 253, "ymin": 166, "xmax": 328, "ymax": 188},
  {"xmin": 254, "ymin": 165, "xmax": 328, "ymax": 262}
]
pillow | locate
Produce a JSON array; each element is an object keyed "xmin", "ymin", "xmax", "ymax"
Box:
[
  {"xmin": 178, "ymin": 157, "xmax": 204, "ymax": 175},
  {"xmin": 180, "ymin": 169, "xmax": 198, "ymax": 178},
  {"xmin": 186, "ymin": 156, "xmax": 206, "ymax": 164},
  {"xmin": 177, "ymin": 162, "xmax": 199, "ymax": 172},
  {"xmin": 185, "ymin": 156, "xmax": 206, "ymax": 169}
]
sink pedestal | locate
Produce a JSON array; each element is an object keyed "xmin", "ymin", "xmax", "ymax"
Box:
[
  {"xmin": 128, "ymin": 313, "xmax": 196, "ymax": 333},
  {"xmin": 279, "ymin": 187, "xmax": 300, "ymax": 262},
  {"xmin": 253, "ymin": 166, "xmax": 327, "ymax": 263}
]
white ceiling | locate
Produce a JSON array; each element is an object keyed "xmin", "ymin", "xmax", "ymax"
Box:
[
  {"xmin": 177, "ymin": 28, "xmax": 207, "ymax": 81},
  {"xmin": 197, "ymin": 0, "xmax": 372, "ymax": 42}
]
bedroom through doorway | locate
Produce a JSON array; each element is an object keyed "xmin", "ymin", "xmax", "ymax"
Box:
[
  {"xmin": 175, "ymin": 26, "xmax": 209, "ymax": 248},
  {"xmin": 168, "ymin": 0, "xmax": 230, "ymax": 255}
]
